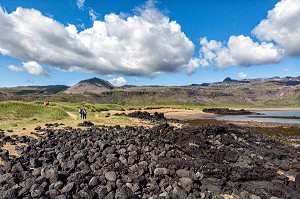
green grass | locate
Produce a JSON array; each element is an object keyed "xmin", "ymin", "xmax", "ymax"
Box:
[
  {"xmin": 0, "ymin": 101, "xmax": 68, "ymax": 121},
  {"xmin": 0, "ymin": 101, "xmax": 69, "ymax": 129},
  {"xmin": 50, "ymin": 102, "xmax": 126, "ymax": 112}
]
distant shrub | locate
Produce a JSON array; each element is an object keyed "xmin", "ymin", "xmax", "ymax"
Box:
[{"xmin": 34, "ymin": 101, "xmax": 44, "ymax": 104}]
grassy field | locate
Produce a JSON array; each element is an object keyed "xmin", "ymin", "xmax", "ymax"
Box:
[
  {"xmin": 0, "ymin": 101, "xmax": 68, "ymax": 128},
  {"xmin": 0, "ymin": 101, "xmax": 202, "ymax": 131},
  {"xmin": 0, "ymin": 101, "xmax": 131, "ymax": 130},
  {"xmin": 1, "ymin": 100, "xmax": 298, "ymax": 132}
]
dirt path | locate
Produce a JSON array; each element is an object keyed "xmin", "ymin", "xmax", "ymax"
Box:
[{"xmin": 66, "ymin": 112, "xmax": 78, "ymax": 120}]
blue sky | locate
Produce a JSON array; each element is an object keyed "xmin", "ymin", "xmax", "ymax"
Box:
[{"xmin": 0, "ymin": 0, "xmax": 299, "ymax": 87}]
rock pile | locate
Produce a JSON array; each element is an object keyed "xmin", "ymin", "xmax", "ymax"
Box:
[
  {"xmin": 127, "ymin": 111, "xmax": 167, "ymax": 123},
  {"xmin": 78, "ymin": 121, "xmax": 94, "ymax": 127},
  {"xmin": 203, "ymin": 108, "xmax": 252, "ymax": 115},
  {"xmin": 0, "ymin": 124, "xmax": 300, "ymax": 198}
]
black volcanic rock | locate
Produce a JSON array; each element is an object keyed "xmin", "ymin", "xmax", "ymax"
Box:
[
  {"xmin": 78, "ymin": 121, "xmax": 94, "ymax": 127},
  {"xmin": 126, "ymin": 111, "xmax": 168, "ymax": 123},
  {"xmin": 203, "ymin": 108, "xmax": 252, "ymax": 115},
  {"xmin": 0, "ymin": 124, "xmax": 299, "ymax": 198}
]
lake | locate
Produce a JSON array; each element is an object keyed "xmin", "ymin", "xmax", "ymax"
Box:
[{"xmin": 216, "ymin": 110, "xmax": 300, "ymax": 124}]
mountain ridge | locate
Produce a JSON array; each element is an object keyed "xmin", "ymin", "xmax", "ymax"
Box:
[{"xmin": 0, "ymin": 76, "xmax": 299, "ymax": 107}]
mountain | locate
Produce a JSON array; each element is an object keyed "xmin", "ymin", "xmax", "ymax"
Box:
[
  {"xmin": 0, "ymin": 76, "xmax": 299, "ymax": 107},
  {"xmin": 65, "ymin": 77, "xmax": 115, "ymax": 94},
  {"xmin": 223, "ymin": 77, "xmax": 238, "ymax": 83}
]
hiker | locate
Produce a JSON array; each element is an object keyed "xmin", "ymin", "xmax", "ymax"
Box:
[
  {"xmin": 79, "ymin": 108, "xmax": 83, "ymax": 119},
  {"xmin": 82, "ymin": 108, "xmax": 87, "ymax": 119}
]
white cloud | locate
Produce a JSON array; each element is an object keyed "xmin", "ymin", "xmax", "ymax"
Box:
[
  {"xmin": 0, "ymin": 5, "xmax": 197, "ymax": 77},
  {"xmin": 252, "ymin": 0, "xmax": 300, "ymax": 56},
  {"xmin": 183, "ymin": 58, "xmax": 201, "ymax": 75},
  {"xmin": 7, "ymin": 65, "xmax": 23, "ymax": 72},
  {"xmin": 77, "ymin": 0, "xmax": 85, "ymax": 9},
  {"xmin": 108, "ymin": 77, "xmax": 127, "ymax": 87},
  {"xmin": 89, "ymin": 9, "xmax": 98, "ymax": 21},
  {"xmin": 199, "ymin": 35, "xmax": 283, "ymax": 68},
  {"xmin": 22, "ymin": 61, "xmax": 49, "ymax": 76},
  {"xmin": 200, "ymin": 0, "xmax": 300, "ymax": 68},
  {"xmin": 238, "ymin": 72, "xmax": 249, "ymax": 79}
]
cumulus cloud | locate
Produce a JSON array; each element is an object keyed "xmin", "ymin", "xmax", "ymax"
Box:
[
  {"xmin": 77, "ymin": 0, "xmax": 85, "ymax": 9},
  {"xmin": 252, "ymin": 0, "xmax": 300, "ymax": 56},
  {"xmin": 7, "ymin": 65, "xmax": 23, "ymax": 72},
  {"xmin": 199, "ymin": 0, "xmax": 300, "ymax": 68},
  {"xmin": 22, "ymin": 61, "xmax": 49, "ymax": 76},
  {"xmin": 0, "ymin": 4, "xmax": 197, "ymax": 77},
  {"xmin": 108, "ymin": 77, "xmax": 127, "ymax": 87},
  {"xmin": 89, "ymin": 9, "xmax": 98, "ymax": 21},
  {"xmin": 238, "ymin": 72, "xmax": 249, "ymax": 79},
  {"xmin": 199, "ymin": 36, "xmax": 283, "ymax": 68}
]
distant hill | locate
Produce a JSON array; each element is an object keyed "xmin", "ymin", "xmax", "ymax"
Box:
[
  {"xmin": 0, "ymin": 76, "xmax": 299, "ymax": 107},
  {"xmin": 0, "ymin": 92, "xmax": 15, "ymax": 101},
  {"xmin": 65, "ymin": 77, "xmax": 115, "ymax": 94},
  {"xmin": 223, "ymin": 77, "xmax": 238, "ymax": 83}
]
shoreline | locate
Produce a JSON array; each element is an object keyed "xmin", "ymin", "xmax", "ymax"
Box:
[
  {"xmin": 235, "ymin": 107, "xmax": 300, "ymax": 111},
  {"xmin": 109, "ymin": 108, "xmax": 300, "ymax": 125}
]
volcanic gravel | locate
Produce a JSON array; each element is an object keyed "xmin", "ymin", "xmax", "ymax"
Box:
[{"xmin": 0, "ymin": 123, "xmax": 300, "ymax": 199}]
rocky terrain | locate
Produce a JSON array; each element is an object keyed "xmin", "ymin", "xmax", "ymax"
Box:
[{"xmin": 0, "ymin": 117, "xmax": 300, "ymax": 198}]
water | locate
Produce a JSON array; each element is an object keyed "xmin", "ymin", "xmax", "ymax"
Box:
[{"xmin": 216, "ymin": 110, "xmax": 300, "ymax": 124}]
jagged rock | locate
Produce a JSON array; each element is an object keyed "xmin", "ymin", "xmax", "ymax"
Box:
[
  {"xmin": 47, "ymin": 189, "xmax": 60, "ymax": 198},
  {"xmin": 30, "ymin": 158, "xmax": 42, "ymax": 168},
  {"xmin": 295, "ymin": 174, "xmax": 300, "ymax": 191},
  {"xmin": 34, "ymin": 126, "xmax": 41, "ymax": 131},
  {"xmin": 240, "ymin": 191, "xmax": 250, "ymax": 199},
  {"xmin": 78, "ymin": 121, "xmax": 94, "ymax": 127},
  {"xmin": 172, "ymin": 185, "xmax": 187, "ymax": 199},
  {"xmin": 105, "ymin": 171, "xmax": 117, "ymax": 182},
  {"xmin": 0, "ymin": 149, "xmax": 9, "ymax": 160},
  {"xmin": 41, "ymin": 166, "xmax": 57, "ymax": 179},
  {"xmin": 89, "ymin": 176, "xmax": 100, "ymax": 187},
  {"xmin": 154, "ymin": 168, "xmax": 170, "ymax": 176},
  {"xmin": 178, "ymin": 177, "xmax": 193, "ymax": 192},
  {"xmin": 115, "ymin": 186, "xmax": 135, "ymax": 199},
  {"xmin": 61, "ymin": 182, "xmax": 75, "ymax": 193}
]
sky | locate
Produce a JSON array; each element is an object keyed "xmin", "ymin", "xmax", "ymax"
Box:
[{"xmin": 0, "ymin": 0, "xmax": 299, "ymax": 87}]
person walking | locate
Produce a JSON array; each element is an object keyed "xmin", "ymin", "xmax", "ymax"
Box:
[
  {"xmin": 82, "ymin": 108, "xmax": 87, "ymax": 119},
  {"xmin": 79, "ymin": 108, "xmax": 83, "ymax": 119}
]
